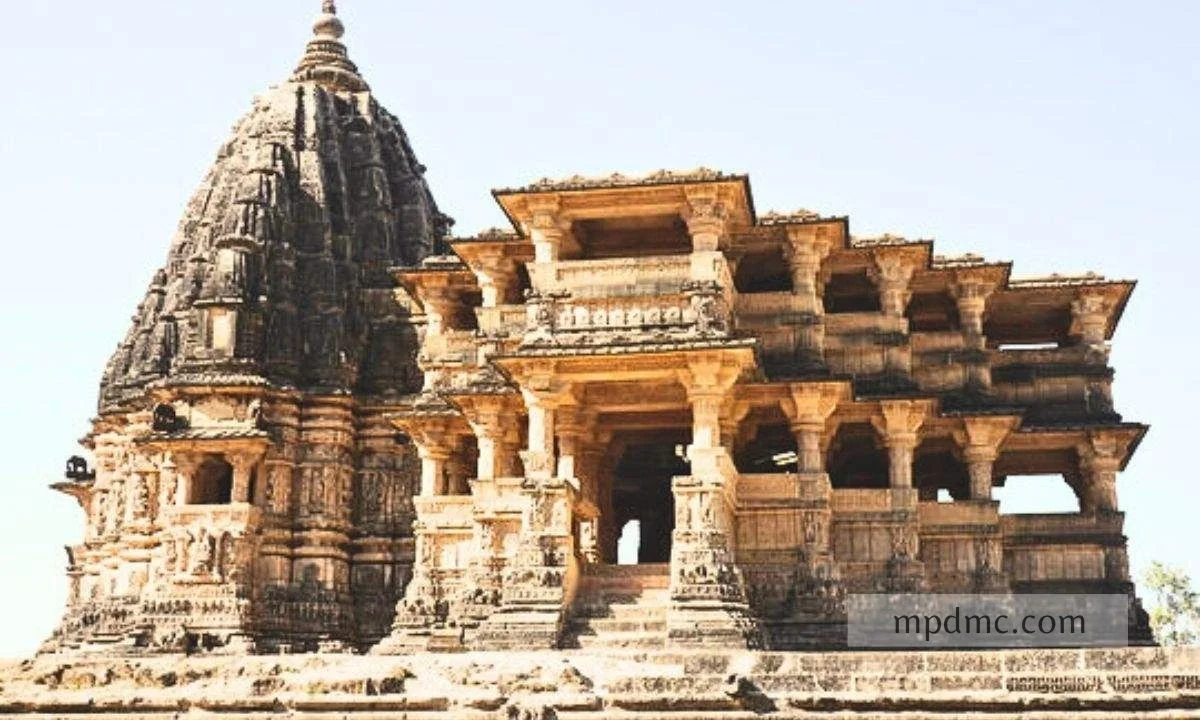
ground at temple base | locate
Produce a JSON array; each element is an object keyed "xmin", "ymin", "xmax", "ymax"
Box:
[{"xmin": 3, "ymin": 647, "xmax": 1200, "ymax": 718}]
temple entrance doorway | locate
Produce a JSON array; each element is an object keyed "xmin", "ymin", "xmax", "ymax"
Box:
[{"xmin": 610, "ymin": 435, "xmax": 689, "ymax": 565}]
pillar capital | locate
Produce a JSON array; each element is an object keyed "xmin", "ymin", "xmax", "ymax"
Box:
[
  {"xmin": 781, "ymin": 383, "xmax": 843, "ymax": 428},
  {"xmin": 523, "ymin": 195, "xmax": 573, "ymax": 263},
  {"xmin": 1070, "ymin": 291, "xmax": 1111, "ymax": 347},
  {"xmin": 952, "ymin": 415, "xmax": 1018, "ymax": 500},
  {"xmin": 869, "ymin": 253, "xmax": 919, "ymax": 317},
  {"xmin": 952, "ymin": 415, "xmax": 1019, "ymax": 454},
  {"xmin": 683, "ymin": 188, "xmax": 731, "ymax": 252},
  {"xmin": 871, "ymin": 399, "xmax": 933, "ymax": 448}
]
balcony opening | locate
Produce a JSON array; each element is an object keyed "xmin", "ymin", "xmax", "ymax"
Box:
[
  {"xmin": 827, "ymin": 423, "xmax": 889, "ymax": 488},
  {"xmin": 914, "ymin": 444, "xmax": 971, "ymax": 501},
  {"xmin": 574, "ymin": 215, "xmax": 692, "ymax": 260},
  {"xmin": 735, "ymin": 423, "xmax": 797, "ymax": 473},
  {"xmin": 906, "ymin": 292, "xmax": 961, "ymax": 332},
  {"xmin": 190, "ymin": 455, "xmax": 233, "ymax": 505},
  {"xmin": 734, "ymin": 248, "xmax": 792, "ymax": 293},
  {"xmin": 824, "ymin": 272, "xmax": 881, "ymax": 314},
  {"xmin": 994, "ymin": 475, "xmax": 1082, "ymax": 514},
  {"xmin": 611, "ymin": 437, "xmax": 687, "ymax": 564}
]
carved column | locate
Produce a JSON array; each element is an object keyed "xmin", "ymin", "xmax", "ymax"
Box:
[
  {"xmin": 1071, "ymin": 292, "xmax": 1110, "ymax": 351},
  {"xmin": 870, "ymin": 254, "xmax": 916, "ymax": 319},
  {"xmin": 526, "ymin": 197, "xmax": 570, "ymax": 264},
  {"xmin": 668, "ymin": 354, "xmax": 760, "ymax": 648},
  {"xmin": 780, "ymin": 383, "xmax": 844, "ymax": 618},
  {"xmin": 415, "ymin": 440, "xmax": 450, "ymax": 497},
  {"xmin": 469, "ymin": 250, "xmax": 517, "ymax": 309},
  {"xmin": 467, "ymin": 402, "xmax": 506, "ymax": 482},
  {"xmin": 784, "ymin": 227, "xmax": 834, "ymax": 371},
  {"xmin": 952, "ymin": 276, "xmax": 995, "ymax": 392},
  {"xmin": 556, "ymin": 405, "xmax": 589, "ymax": 482},
  {"xmin": 952, "ymin": 416, "xmax": 1017, "ymax": 501},
  {"xmin": 871, "ymin": 400, "xmax": 929, "ymax": 490},
  {"xmin": 1076, "ymin": 431, "xmax": 1122, "ymax": 513},
  {"xmin": 870, "ymin": 400, "xmax": 930, "ymax": 591},
  {"xmin": 229, "ymin": 452, "xmax": 258, "ymax": 504},
  {"xmin": 520, "ymin": 386, "xmax": 561, "ymax": 481}
]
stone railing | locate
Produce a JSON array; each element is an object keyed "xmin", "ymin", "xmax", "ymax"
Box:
[
  {"xmin": 918, "ymin": 501, "xmax": 999, "ymax": 529},
  {"xmin": 475, "ymin": 304, "xmax": 527, "ymax": 337},
  {"xmin": 735, "ymin": 292, "xmax": 795, "ymax": 321},
  {"xmin": 1001, "ymin": 512, "xmax": 1124, "ymax": 540},
  {"xmin": 418, "ymin": 330, "xmax": 480, "ymax": 367},
  {"xmin": 1001, "ymin": 513, "xmax": 1126, "ymax": 586},
  {"xmin": 162, "ymin": 503, "xmax": 261, "ymax": 528},
  {"xmin": 528, "ymin": 254, "xmax": 693, "ymax": 298},
  {"xmin": 522, "ymin": 281, "xmax": 732, "ymax": 347},
  {"xmin": 830, "ymin": 488, "xmax": 918, "ymax": 513},
  {"xmin": 414, "ymin": 495, "xmax": 475, "ymax": 530}
]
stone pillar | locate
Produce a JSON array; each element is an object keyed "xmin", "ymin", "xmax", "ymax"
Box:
[
  {"xmin": 952, "ymin": 276, "xmax": 995, "ymax": 392},
  {"xmin": 229, "ymin": 453, "xmax": 258, "ymax": 504},
  {"xmin": 1071, "ymin": 292, "xmax": 1110, "ymax": 349},
  {"xmin": 668, "ymin": 355, "xmax": 760, "ymax": 649},
  {"xmin": 527, "ymin": 198, "xmax": 570, "ymax": 264},
  {"xmin": 870, "ymin": 255, "xmax": 916, "ymax": 318},
  {"xmin": 784, "ymin": 227, "xmax": 834, "ymax": 371},
  {"xmin": 870, "ymin": 400, "xmax": 930, "ymax": 591},
  {"xmin": 470, "ymin": 251, "xmax": 517, "ymax": 309},
  {"xmin": 1076, "ymin": 431, "xmax": 1122, "ymax": 513},
  {"xmin": 952, "ymin": 417, "xmax": 1017, "ymax": 501},
  {"xmin": 556, "ymin": 405, "xmax": 589, "ymax": 482},
  {"xmin": 411, "ymin": 422, "xmax": 453, "ymax": 497},
  {"xmin": 520, "ymin": 388, "xmax": 560, "ymax": 481},
  {"xmin": 469, "ymin": 406, "xmax": 506, "ymax": 482},
  {"xmin": 780, "ymin": 383, "xmax": 844, "ymax": 619},
  {"xmin": 872, "ymin": 400, "xmax": 928, "ymax": 489}
]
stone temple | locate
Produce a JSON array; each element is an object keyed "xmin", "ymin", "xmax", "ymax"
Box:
[{"xmin": 19, "ymin": 3, "xmax": 1200, "ymax": 718}]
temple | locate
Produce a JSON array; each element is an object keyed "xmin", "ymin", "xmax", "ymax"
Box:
[{"xmin": 44, "ymin": 2, "xmax": 1151, "ymax": 656}]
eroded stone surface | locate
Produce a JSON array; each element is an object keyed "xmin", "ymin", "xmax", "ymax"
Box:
[{"xmin": 4, "ymin": 649, "xmax": 1200, "ymax": 717}]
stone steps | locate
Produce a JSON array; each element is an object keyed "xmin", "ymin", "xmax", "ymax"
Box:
[{"xmin": 564, "ymin": 564, "xmax": 672, "ymax": 650}]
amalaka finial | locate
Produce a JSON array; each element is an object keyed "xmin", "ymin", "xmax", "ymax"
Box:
[{"xmin": 292, "ymin": 0, "xmax": 368, "ymax": 92}]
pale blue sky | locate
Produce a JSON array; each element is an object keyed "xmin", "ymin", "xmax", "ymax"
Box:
[{"xmin": 0, "ymin": 1, "xmax": 1196, "ymax": 657}]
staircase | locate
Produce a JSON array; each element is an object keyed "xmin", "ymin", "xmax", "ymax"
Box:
[{"xmin": 564, "ymin": 564, "xmax": 671, "ymax": 650}]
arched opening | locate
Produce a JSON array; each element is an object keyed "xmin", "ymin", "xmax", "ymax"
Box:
[{"xmin": 190, "ymin": 455, "xmax": 233, "ymax": 505}]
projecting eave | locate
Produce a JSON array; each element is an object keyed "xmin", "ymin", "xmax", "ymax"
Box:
[
  {"xmin": 989, "ymin": 277, "xmax": 1136, "ymax": 345},
  {"xmin": 492, "ymin": 169, "xmax": 756, "ymax": 233},
  {"xmin": 1008, "ymin": 421, "xmax": 1148, "ymax": 472},
  {"xmin": 389, "ymin": 258, "xmax": 480, "ymax": 313}
]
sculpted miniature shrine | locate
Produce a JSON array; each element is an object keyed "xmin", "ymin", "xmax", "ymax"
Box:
[{"xmin": 43, "ymin": 2, "xmax": 1152, "ymax": 661}]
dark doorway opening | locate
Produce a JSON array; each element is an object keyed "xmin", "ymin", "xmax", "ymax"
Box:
[{"xmin": 611, "ymin": 438, "xmax": 689, "ymax": 564}]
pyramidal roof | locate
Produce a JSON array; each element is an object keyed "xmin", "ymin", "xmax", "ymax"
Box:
[{"xmin": 99, "ymin": 2, "xmax": 452, "ymax": 409}]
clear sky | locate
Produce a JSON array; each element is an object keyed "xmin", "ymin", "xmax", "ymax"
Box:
[{"xmin": 0, "ymin": 0, "xmax": 1196, "ymax": 658}]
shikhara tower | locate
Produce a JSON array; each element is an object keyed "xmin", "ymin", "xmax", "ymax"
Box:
[
  {"xmin": 50, "ymin": 2, "xmax": 450, "ymax": 653},
  {"xmin": 48, "ymin": 3, "xmax": 1151, "ymax": 655}
]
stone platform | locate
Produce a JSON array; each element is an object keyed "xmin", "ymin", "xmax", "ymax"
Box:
[{"xmin": 3, "ymin": 648, "xmax": 1200, "ymax": 718}]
